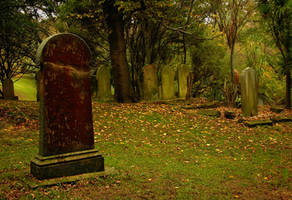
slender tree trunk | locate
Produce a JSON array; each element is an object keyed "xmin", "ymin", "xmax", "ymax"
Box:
[
  {"xmin": 0, "ymin": 80, "xmax": 3, "ymax": 97},
  {"xmin": 183, "ymin": 34, "xmax": 187, "ymax": 64},
  {"xmin": 286, "ymin": 66, "xmax": 291, "ymax": 109},
  {"xmin": 230, "ymin": 43, "xmax": 235, "ymax": 84},
  {"xmin": 286, "ymin": 26, "xmax": 291, "ymax": 109},
  {"xmin": 103, "ymin": 1, "xmax": 134, "ymax": 102}
]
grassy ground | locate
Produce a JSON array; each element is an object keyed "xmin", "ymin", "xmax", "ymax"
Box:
[
  {"xmin": 0, "ymin": 74, "xmax": 36, "ymax": 101},
  {"xmin": 14, "ymin": 74, "xmax": 37, "ymax": 101},
  {"xmin": 0, "ymin": 99, "xmax": 291, "ymax": 199}
]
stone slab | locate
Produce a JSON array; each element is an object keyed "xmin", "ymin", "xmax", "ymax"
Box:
[
  {"xmin": 182, "ymin": 102, "xmax": 220, "ymax": 110},
  {"xmin": 29, "ymin": 167, "xmax": 114, "ymax": 189},
  {"xmin": 244, "ymin": 120, "xmax": 273, "ymax": 127},
  {"xmin": 198, "ymin": 109, "xmax": 221, "ymax": 118},
  {"xmin": 270, "ymin": 106, "xmax": 284, "ymax": 113},
  {"xmin": 31, "ymin": 149, "xmax": 104, "ymax": 180},
  {"xmin": 270, "ymin": 116, "xmax": 292, "ymax": 123}
]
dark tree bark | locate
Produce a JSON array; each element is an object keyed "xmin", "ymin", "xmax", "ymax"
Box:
[
  {"xmin": 286, "ymin": 67, "xmax": 291, "ymax": 109},
  {"xmin": 103, "ymin": 0, "xmax": 134, "ymax": 103}
]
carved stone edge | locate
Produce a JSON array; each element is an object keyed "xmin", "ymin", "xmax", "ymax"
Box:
[{"xmin": 35, "ymin": 33, "xmax": 91, "ymax": 65}]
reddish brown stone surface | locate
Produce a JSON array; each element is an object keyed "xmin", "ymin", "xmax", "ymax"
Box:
[{"xmin": 38, "ymin": 33, "xmax": 94, "ymax": 156}]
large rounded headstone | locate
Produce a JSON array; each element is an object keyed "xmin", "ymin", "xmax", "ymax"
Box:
[
  {"xmin": 37, "ymin": 33, "xmax": 93, "ymax": 156},
  {"xmin": 31, "ymin": 33, "xmax": 104, "ymax": 179}
]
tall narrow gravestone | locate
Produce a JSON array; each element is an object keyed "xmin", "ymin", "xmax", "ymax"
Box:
[
  {"xmin": 178, "ymin": 65, "xmax": 191, "ymax": 99},
  {"xmin": 143, "ymin": 64, "xmax": 159, "ymax": 101},
  {"xmin": 240, "ymin": 67, "xmax": 258, "ymax": 116},
  {"xmin": 31, "ymin": 33, "xmax": 104, "ymax": 179},
  {"xmin": 161, "ymin": 66, "xmax": 175, "ymax": 100},
  {"xmin": 96, "ymin": 66, "xmax": 112, "ymax": 101}
]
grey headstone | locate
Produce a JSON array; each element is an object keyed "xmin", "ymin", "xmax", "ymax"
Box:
[
  {"xmin": 161, "ymin": 66, "xmax": 175, "ymax": 100},
  {"xmin": 240, "ymin": 67, "xmax": 258, "ymax": 116},
  {"xmin": 178, "ymin": 65, "xmax": 191, "ymax": 99},
  {"xmin": 143, "ymin": 64, "xmax": 159, "ymax": 100},
  {"xmin": 96, "ymin": 66, "xmax": 112, "ymax": 101}
]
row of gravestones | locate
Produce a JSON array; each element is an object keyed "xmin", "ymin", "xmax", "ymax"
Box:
[
  {"xmin": 27, "ymin": 33, "xmax": 258, "ymax": 180},
  {"xmin": 94, "ymin": 64, "xmax": 192, "ymax": 101},
  {"xmin": 143, "ymin": 64, "xmax": 192, "ymax": 101},
  {"xmin": 93, "ymin": 64, "xmax": 259, "ymax": 113},
  {"xmin": 18, "ymin": 66, "xmax": 259, "ymax": 118},
  {"xmin": 36, "ymin": 63, "xmax": 192, "ymax": 102}
]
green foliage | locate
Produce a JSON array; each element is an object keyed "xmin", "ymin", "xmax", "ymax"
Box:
[
  {"xmin": 190, "ymin": 30, "xmax": 228, "ymax": 100},
  {"xmin": 240, "ymin": 9, "xmax": 287, "ymax": 104},
  {"xmin": 257, "ymin": 0, "xmax": 292, "ymax": 108},
  {"xmin": 0, "ymin": 0, "xmax": 38, "ymax": 83}
]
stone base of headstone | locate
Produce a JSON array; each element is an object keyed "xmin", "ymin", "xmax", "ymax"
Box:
[
  {"xmin": 198, "ymin": 109, "xmax": 221, "ymax": 118},
  {"xmin": 271, "ymin": 115, "xmax": 292, "ymax": 123},
  {"xmin": 29, "ymin": 167, "xmax": 114, "ymax": 189},
  {"xmin": 31, "ymin": 149, "xmax": 104, "ymax": 180},
  {"xmin": 244, "ymin": 120, "xmax": 273, "ymax": 127},
  {"xmin": 270, "ymin": 106, "xmax": 284, "ymax": 113}
]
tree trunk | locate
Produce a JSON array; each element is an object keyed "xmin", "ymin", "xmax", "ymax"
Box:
[
  {"xmin": 230, "ymin": 43, "xmax": 235, "ymax": 84},
  {"xmin": 0, "ymin": 80, "xmax": 3, "ymax": 97},
  {"xmin": 286, "ymin": 66, "xmax": 291, "ymax": 109},
  {"xmin": 103, "ymin": 1, "xmax": 134, "ymax": 103}
]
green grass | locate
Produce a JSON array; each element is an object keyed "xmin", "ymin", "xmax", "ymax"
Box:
[
  {"xmin": 0, "ymin": 74, "xmax": 37, "ymax": 101},
  {"xmin": 0, "ymin": 101, "xmax": 291, "ymax": 199},
  {"xmin": 14, "ymin": 74, "xmax": 37, "ymax": 101}
]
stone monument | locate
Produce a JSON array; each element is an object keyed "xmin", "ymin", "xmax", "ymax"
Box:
[
  {"xmin": 178, "ymin": 65, "xmax": 191, "ymax": 99},
  {"xmin": 161, "ymin": 66, "xmax": 175, "ymax": 100},
  {"xmin": 143, "ymin": 64, "xmax": 159, "ymax": 101},
  {"xmin": 30, "ymin": 33, "xmax": 104, "ymax": 179},
  {"xmin": 240, "ymin": 67, "xmax": 258, "ymax": 116},
  {"xmin": 96, "ymin": 66, "xmax": 112, "ymax": 101}
]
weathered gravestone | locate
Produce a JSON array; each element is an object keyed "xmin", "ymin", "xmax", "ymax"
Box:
[
  {"xmin": 143, "ymin": 64, "xmax": 159, "ymax": 100},
  {"xmin": 3, "ymin": 79, "xmax": 17, "ymax": 99},
  {"xmin": 178, "ymin": 65, "xmax": 191, "ymax": 99},
  {"xmin": 31, "ymin": 33, "xmax": 104, "ymax": 179},
  {"xmin": 96, "ymin": 66, "xmax": 112, "ymax": 101},
  {"xmin": 161, "ymin": 66, "xmax": 175, "ymax": 100},
  {"xmin": 240, "ymin": 67, "xmax": 258, "ymax": 116}
]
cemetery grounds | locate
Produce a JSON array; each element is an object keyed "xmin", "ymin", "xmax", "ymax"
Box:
[{"xmin": 0, "ymin": 99, "xmax": 291, "ymax": 199}]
